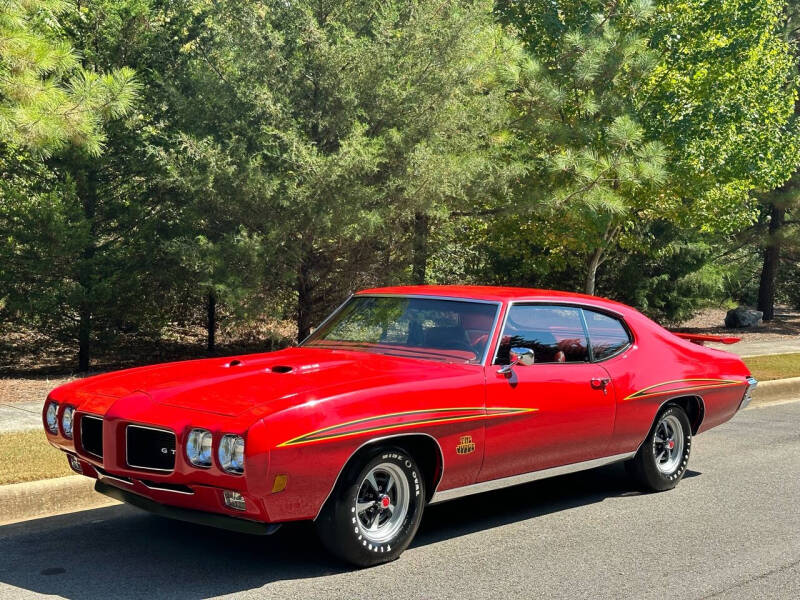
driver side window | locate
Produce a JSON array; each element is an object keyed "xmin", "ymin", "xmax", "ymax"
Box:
[{"xmin": 494, "ymin": 305, "xmax": 589, "ymax": 365}]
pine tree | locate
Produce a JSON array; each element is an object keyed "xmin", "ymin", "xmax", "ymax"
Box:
[
  {"xmin": 0, "ymin": 0, "xmax": 138, "ymax": 156},
  {"xmin": 167, "ymin": 0, "xmax": 515, "ymax": 339},
  {"xmin": 494, "ymin": 0, "xmax": 798, "ymax": 298}
]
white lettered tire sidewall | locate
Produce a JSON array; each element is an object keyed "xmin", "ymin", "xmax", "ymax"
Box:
[{"xmin": 316, "ymin": 446, "xmax": 425, "ymax": 567}]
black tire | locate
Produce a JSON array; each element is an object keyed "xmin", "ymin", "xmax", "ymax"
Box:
[
  {"xmin": 315, "ymin": 446, "xmax": 425, "ymax": 567},
  {"xmin": 625, "ymin": 404, "xmax": 692, "ymax": 492}
]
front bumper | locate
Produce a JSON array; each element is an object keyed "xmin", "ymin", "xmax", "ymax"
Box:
[
  {"xmin": 64, "ymin": 453, "xmax": 271, "ymax": 524},
  {"xmin": 95, "ymin": 480, "xmax": 281, "ymax": 536}
]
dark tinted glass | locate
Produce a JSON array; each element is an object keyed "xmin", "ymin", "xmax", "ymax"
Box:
[
  {"xmin": 584, "ymin": 310, "xmax": 631, "ymax": 360},
  {"xmin": 495, "ymin": 305, "xmax": 589, "ymax": 365},
  {"xmin": 305, "ymin": 296, "xmax": 497, "ymax": 363}
]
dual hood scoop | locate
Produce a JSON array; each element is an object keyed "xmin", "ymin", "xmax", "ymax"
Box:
[{"xmin": 222, "ymin": 359, "xmax": 293, "ymax": 373}]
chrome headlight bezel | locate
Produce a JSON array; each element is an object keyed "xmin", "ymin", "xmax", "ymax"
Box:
[
  {"xmin": 218, "ymin": 434, "xmax": 245, "ymax": 474},
  {"xmin": 45, "ymin": 402, "xmax": 59, "ymax": 434},
  {"xmin": 61, "ymin": 406, "xmax": 74, "ymax": 438},
  {"xmin": 186, "ymin": 428, "xmax": 213, "ymax": 468}
]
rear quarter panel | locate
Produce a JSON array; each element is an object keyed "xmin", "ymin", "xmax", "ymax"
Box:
[{"xmin": 604, "ymin": 311, "xmax": 750, "ymax": 456}]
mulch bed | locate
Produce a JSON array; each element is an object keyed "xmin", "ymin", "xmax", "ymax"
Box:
[
  {"xmin": 0, "ymin": 320, "xmax": 295, "ymax": 405},
  {"xmin": 672, "ymin": 306, "xmax": 800, "ymax": 343}
]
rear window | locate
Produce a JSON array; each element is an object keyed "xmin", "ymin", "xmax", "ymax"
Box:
[{"xmin": 584, "ymin": 310, "xmax": 631, "ymax": 360}]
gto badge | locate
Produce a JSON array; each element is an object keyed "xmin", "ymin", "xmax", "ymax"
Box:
[
  {"xmin": 161, "ymin": 448, "xmax": 176, "ymax": 455},
  {"xmin": 456, "ymin": 435, "xmax": 475, "ymax": 455}
]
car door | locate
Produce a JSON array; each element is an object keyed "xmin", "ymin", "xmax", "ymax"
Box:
[{"xmin": 478, "ymin": 303, "xmax": 616, "ymax": 482}]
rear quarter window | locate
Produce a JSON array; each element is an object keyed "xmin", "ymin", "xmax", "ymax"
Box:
[{"xmin": 583, "ymin": 310, "xmax": 631, "ymax": 361}]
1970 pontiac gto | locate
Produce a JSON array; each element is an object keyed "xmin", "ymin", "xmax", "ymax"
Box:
[{"xmin": 43, "ymin": 286, "xmax": 756, "ymax": 566}]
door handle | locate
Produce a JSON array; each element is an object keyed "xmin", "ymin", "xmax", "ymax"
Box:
[{"xmin": 590, "ymin": 377, "xmax": 611, "ymax": 394}]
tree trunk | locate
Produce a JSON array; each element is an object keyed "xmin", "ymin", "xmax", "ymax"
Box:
[
  {"xmin": 75, "ymin": 162, "xmax": 97, "ymax": 373},
  {"xmin": 206, "ymin": 289, "xmax": 216, "ymax": 352},
  {"xmin": 411, "ymin": 212, "xmax": 429, "ymax": 285},
  {"xmin": 757, "ymin": 203, "xmax": 786, "ymax": 321},
  {"xmin": 584, "ymin": 247, "xmax": 604, "ymax": 296},
  {"xmin": 78, "ymin": 308, "xmax": 91, "ymax": 372},
  {"xmin": 296, "ymin": 242, "xmax": 314, "ymax": 342}
]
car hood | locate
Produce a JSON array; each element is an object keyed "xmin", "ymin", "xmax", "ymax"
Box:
[{"xmin": 53, "ymin": 347, "xmax": 478, "ymax": 418}]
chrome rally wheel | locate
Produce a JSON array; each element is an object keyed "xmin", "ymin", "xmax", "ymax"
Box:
[
  {"xmin": 355, "ymin": 463, "xmax": 410, "ymax": 544},
  {"xmin": 653, "ymin": 413, "xmax": 685, "ymax": 475}
]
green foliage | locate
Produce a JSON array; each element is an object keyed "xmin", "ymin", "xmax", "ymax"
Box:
[
  {"xmin": 166, "ymin": 0, "xmax": 517, "ymax": 337},
  {"xmin": 0, "ymin": 0, "xmax": 139, "ymax": 156},
  {"xmin": 3, "ymin": 0, "xmax": 800, "ymax": 368},
  {"xmin": 604, "ymin": 229, "xmax": 735, "ymax": 324},
  {"xmin": 496, "ymin": 1, "xmax": 675, "ymax": 293},
  {"xmin": 645, "ymin": 0, "xmax": 799, "ymax": 196},
  {"xmin": 0, "ymin": 1, "xmax": 177, "ymax": 369},
  {"xmin": 487, "ymin": 0, "xmax": 799, "ymax": 307}
]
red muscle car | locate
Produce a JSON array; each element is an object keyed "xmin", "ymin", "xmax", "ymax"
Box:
[{"xmin": 43, "ymin": 286, "xmax": 757, "ymax": 566}]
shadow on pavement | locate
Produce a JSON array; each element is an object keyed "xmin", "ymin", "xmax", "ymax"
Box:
[
  {"xmin": 417, "ymin": 463, "xmax": 700, "ymax": 545},
  {"xmin": 0, "ymin": 464, "xmax": 702, "ymax": 599}
]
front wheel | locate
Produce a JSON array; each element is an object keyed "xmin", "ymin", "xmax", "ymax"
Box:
[
  {"xmin": 626, "ymin": 404, "xmax": 692, "ymax": 492},
  {"xmin": 315, "ymin": 446, "xmax": 425, "ymax": 567}
]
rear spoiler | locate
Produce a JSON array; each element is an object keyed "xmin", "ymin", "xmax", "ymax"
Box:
[{"xmin": 670, "ymin": 332, "xmax": 741, "ymax": 346}]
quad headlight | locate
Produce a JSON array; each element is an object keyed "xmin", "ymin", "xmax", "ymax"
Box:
[
  {"xmin": 218, "ymin": 434, "xmax": 245, "ymax": 474},
  {"xmin": 186, "ymin": 428, "xmax": 213, "ymax": 467},
  {"xmin": 45, "ymin": 402, "xmax": 59, "ymax": 434},
  {"xmin": 61, "ymin": 406, "xmax": 74, "ymax": 438}
]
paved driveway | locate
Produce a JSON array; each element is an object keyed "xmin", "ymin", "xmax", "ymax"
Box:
[{"xmin": 0, "ymin": 400, "xmax": 798, "ymax": 599}]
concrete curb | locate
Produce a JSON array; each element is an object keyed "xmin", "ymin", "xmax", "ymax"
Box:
[
  {"xmin": 749, "ymin": 376, "xmax": 800, "ymax": 407},
  {"xmin": 0, "ymin": 475, "xmax": 118, "ymax": 526}
]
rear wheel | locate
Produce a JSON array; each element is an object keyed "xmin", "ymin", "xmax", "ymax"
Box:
[
  {"xmin": 626, "ymin": 405, "xmax": 691, "ymax": 492},
  {"xmin": 316, "ymin": 446, "xmax": 425, "ymax": 567}
]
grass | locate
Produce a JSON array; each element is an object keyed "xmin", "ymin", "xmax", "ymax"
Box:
[
  {"xmin": 0, "ymin": 430, "xmax": 72, "ymax": 485},
  {"xmin": 744, "ymin": 353, "xmax": 800, "ymax": 382}
]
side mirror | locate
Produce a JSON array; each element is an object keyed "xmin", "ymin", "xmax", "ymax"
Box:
[
  {"xmin": 510, "ymin": 347, "xmax": 535, "ymax": 366},
  {"xmin": 497, "ymin": 347, "xmax": 534, "ymax": 375}
]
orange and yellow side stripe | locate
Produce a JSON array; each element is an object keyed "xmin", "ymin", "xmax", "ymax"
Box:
[
  {"xmin": 623, "ymin": 378, "xmax": 744, "ymax": 402},
  {"xmin": 277, "ymin": 406, "xmax": 536, "ymax": 447}
]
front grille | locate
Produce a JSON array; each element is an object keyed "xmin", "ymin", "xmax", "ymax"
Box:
[
  {"xmin": 126, "ymin": 425, "xmax": 176, "ymax": 472},
  {"xmin": 80, "ymin": 415, "xmax": 103, "ymax": 458}
]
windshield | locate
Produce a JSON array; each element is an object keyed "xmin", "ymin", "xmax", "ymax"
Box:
[{"xmin": 303, "ymin": 296, "xmax": 499, "ymax": 363}]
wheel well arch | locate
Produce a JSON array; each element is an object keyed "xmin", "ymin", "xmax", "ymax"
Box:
[
  {"xmin": 664, "ymin": 394, "xmax": 705, "ymax": 435},
  {"xmin": 634, "ymin": 394, "xmax": 706, "ymax": 454},
  {"xmin": 314, "ymin": 433, "xmax": 444, "ymax": 520}
]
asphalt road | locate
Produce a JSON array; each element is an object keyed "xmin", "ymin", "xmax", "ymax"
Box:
[{"xmin": 1, "ymin": 400, "xmax": 799, "ymax": 600}]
